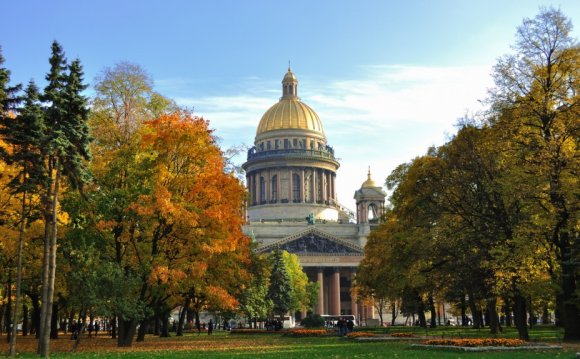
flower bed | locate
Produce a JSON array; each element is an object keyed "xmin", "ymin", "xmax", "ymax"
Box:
[
  {"xmin": 346, "ymin": 332, "xmax": 377, "ymax": 338},
  {"xmin": 424, "ymin": 338, "xmax": 526, "ymax": 347},
  {"xmin": 286, "ymin": 329, "xmax": 329, "ymax": 337},
  {"xmin": 389, "ymin": 333, "xmax": 417, "ymax": 338}
]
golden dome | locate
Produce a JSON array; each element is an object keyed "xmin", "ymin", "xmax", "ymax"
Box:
[
  {"xmin": 256, "ymin": 68, "xmax": 325, "ymax": 136},
  {"xmin": 361, "ymin": 167, "xmax": 378, "ymax": 188},
  {"xmin": 257, "ymin": 99, "xmax": 324, "ymax": 135}
]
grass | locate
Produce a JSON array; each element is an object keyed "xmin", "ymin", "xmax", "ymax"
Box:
[{"xmin": 0, "ymin": 327, "xmax": 577, "ymax": 358}]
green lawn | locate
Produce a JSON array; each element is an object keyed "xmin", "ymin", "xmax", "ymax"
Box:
[{"xmin": 3, "ymin": 327, "xmax": 576, "ymax": 358}]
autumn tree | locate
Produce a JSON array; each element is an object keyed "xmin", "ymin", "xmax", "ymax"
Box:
[
  {"xmin": 0, "ymin": 80, "xmax": 46, "ymax": 356},
  {"xmin": 490, "ymin": 7, "xmax": 579, "ymax": 341},
  {"xmin": 134, "ymin": 111, "xmax": 250, "ymax": 340},
  {"xmin": 86, "ymin": 62, "xmax": 174, "ymax": 346}
]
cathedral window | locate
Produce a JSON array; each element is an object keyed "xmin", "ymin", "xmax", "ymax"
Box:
[
  {"xmin": 292, "ymin": 173, "xmax": 301, "ymax": 202},
  {"xmin": 271, "ymin": 175, "xmax": 278, "ymax": 202},
  {"xmin": 284, "ymin": 139, "xmax": 289, "ymax": 149},
  {"xmin": 260, "ymin": 177, "xmax": 266, "ymax": 204}
]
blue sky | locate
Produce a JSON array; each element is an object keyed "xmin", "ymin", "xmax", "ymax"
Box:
[{"xmin": 2, "ymin": 0, "xmax": 579, "ymax": 210}]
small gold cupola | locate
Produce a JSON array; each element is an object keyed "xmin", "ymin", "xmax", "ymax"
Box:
[
  {"xmin": 361, "ymin": 167, "xmax": 378, "ymax": 188},
  {"xmin": 282, "ymin": 67, "xmax": 298, "ymax": 99}
]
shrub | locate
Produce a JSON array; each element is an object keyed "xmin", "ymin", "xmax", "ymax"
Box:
[{"xmin": 300, "ymin": 314, "xmax": 325, "ymax": 328}]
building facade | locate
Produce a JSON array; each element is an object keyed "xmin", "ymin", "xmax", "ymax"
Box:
[{"xmin": 242, "ymin": 68, "xmax": 386, "ymax": 322}]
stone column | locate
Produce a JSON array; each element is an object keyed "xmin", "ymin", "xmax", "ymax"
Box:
[
  {"xmin": 300, "ymin": 168, "xmax": 305, "ymax": 202},
  {"xmin": 266, "ymin": 170, "xmax": 271, "ymax": 203},
  {"xmin": 316, "ymin": 268, "xmax": 324, "ymax": 315},
  {"xmin": 330, "ymin": 268, "xmax": 341, "ymax": 315},
  {"xmin": 322, "ymin": 170, "xmax": 327, "ymax": 203},
  {"xmin": 330, "ymin": 173, "xmax": 335, "ymax": 202},
  {"xmin": 257, "ymin": 172, "xmax": 262, "ymax": 204},
  {"xmin": 277, "ymin": 169, "xmax": 281, "ymax": 204},
  {"xmin": 288, "ymin": 168, "xmax": 293, "ymax": 201},
  {"xmin": 253, "ymin": 173, "xmax": 257, "ymax": 205},
  {"xmin": 311, "ymin": 169, "xmax": 316, "ymax": 203},
  {"xmin": 350, "ymin": 269, "xmax": 358, "ymax": 319},
  {"xmin": 247, "ymin": 174, "xmax": 252, "ymax": 205}
]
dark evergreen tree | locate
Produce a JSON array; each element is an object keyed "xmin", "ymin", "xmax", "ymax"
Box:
[
  {"xmin": 38, "ymin": 41, "xmax": 91, "ymax": 358},
  {"xmin": 0, "ymin": 47, "xmax": 21, "ymax": 115},
  {"xmin": 267, "ymin": 248, "xmax": 292, "ymax": 325}
]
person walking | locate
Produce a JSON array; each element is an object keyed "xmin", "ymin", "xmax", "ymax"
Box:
[{"xmin": 208, "ymin": 319, "xmax": 214, "ymax": 335}]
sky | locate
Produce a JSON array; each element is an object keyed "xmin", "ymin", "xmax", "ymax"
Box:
[{"xmin": 2, "ymin": 0, "xmax": 579, "ymax": 211}]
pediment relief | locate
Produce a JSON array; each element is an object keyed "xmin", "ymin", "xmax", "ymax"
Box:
[{"xmin": 260, "ymin": 228, "xmax": 363, "ymax": 256}]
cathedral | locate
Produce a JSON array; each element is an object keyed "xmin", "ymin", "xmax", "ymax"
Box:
[{"xmin": 242, "ymin": 68, "xmax": 386, "ymax": 323}]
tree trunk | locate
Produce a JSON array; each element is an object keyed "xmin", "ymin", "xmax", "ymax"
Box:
[
  {"xmin": 560, "ymin": 238, "xmax": 580, "ymax": 341},
  {"xmin": 391, "ymin": 302, "xmax": 397, "ymax": 326},
  {"xmin": 194, "ymin": 310, "xmax": 201, "ymax": 334},
  {"xmin": 153, "ymin": 315, "xmax": 160, "ymax": 336},
  {"xmin": 513, "ymin": 293, "xmax": 529, "ymax": 340},
  {"xmin": 117, "ymin": 318, "xmax": 136, "ymax": 347},
  {"xmin": 177, "ymin": 301, "xmax": 188, "ymax": 336},
  {"xmin": 541, "ymin": 306, "xmax": 550, "ymax": 325},
  {"xmin": 111, "ymin": 316, "xmax": 117, "ymax": 339},
  {"xmin": 503, "ymin": 296, "xmax": 512, "ymax": 327},
  {"xmin": 50, "ymin": 303, "xmax": 59, "ymax": 339},
  {"xmin": 22, "ymin": 304, "xmax": 29, "ymax": 336},
  {"xmin": 9, "ymin": 190, "xmax": 27, "ymax": 356},
  {"xmin": 415, "ymin": 291, "xmax": 426, "ymax": 328},
  {"xmin": 467, "ymin": 292, "xmax": 481, "ymax": 328},
  {"xmin": 38, "ymin": 160, "xmax": 53, "ymax": 356},
  {"xmin": 5, "ymin": 272, "xmax": 12, "ymax": 343},
  {"xmin": 460, "ymin": 294, "xmax": 468, "ymax": 326},
  {"xmin": 28, "ymin": 292, "xmax": 40, "ymax": 337},
  {"xmin": 136, "ymin": 318, "xmax": 149, "ymax": 342},
  {"xmin": 160, "ymin": 313, "xmax": 170, "ymax": 338},
  {"xmin": 487, "ymin": 297, "xmax": 501, "ymax": 334},
  {"xmin": 428, "ymin": 294, "xmax": 436, "ymax": 328},
  {"xmin": 40, "ymin": 164, "xmax": 60, "ymax": 358}
]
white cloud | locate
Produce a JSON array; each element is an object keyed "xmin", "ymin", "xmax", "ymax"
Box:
[{"xmin": 170, "ymin": 64, "xmax": 494, "ymax": 210}]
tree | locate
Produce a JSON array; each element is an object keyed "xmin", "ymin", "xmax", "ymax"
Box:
[
  {"xmin": 0, "ymin": 47, "xmax": 21, "ymax": 116},
  {"xmin": 38, "ymin": 41, "xmax": 91, "ymax": 357},
  {"xmin": 282, "ymin": 251, "xmax": 317, "ymax": 315},
  {"xmin": 87, "ymin": 62, "xmax": 174, "ymax": 346},
  {"xmin": 0, "ymin": 80, "xmax": 46, "ymax": 356},
  {"xmin": 267, "ymin": 248, "xmax": 292, "ymax": 323},
  {"xmin": 490, "ymin": 7, "xmax": 580, "ymax": 341},
  {"xmin": 238, "ymin": 245, "xmax": 271, "ymax": 329}
]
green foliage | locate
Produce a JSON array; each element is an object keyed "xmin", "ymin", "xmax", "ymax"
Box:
[
  {"xmin": 300, "ymin": 313, "xmax": 325, "ymax": 328},
  {"xmin": 267, "ymin": 248, "xmax": 292, "ymax": 318}
]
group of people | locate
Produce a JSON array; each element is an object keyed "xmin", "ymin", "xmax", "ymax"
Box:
[
  {"xmin": 264, "ymin": 319, "xmax": 284, "ymax": 331},
  {"xmin": 332, "ymin": 318, "xmax": 354, "ymax": 336},
  {"xmin": 69, "ymin": 320, "xmax": 101, "ymax": 340}
]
